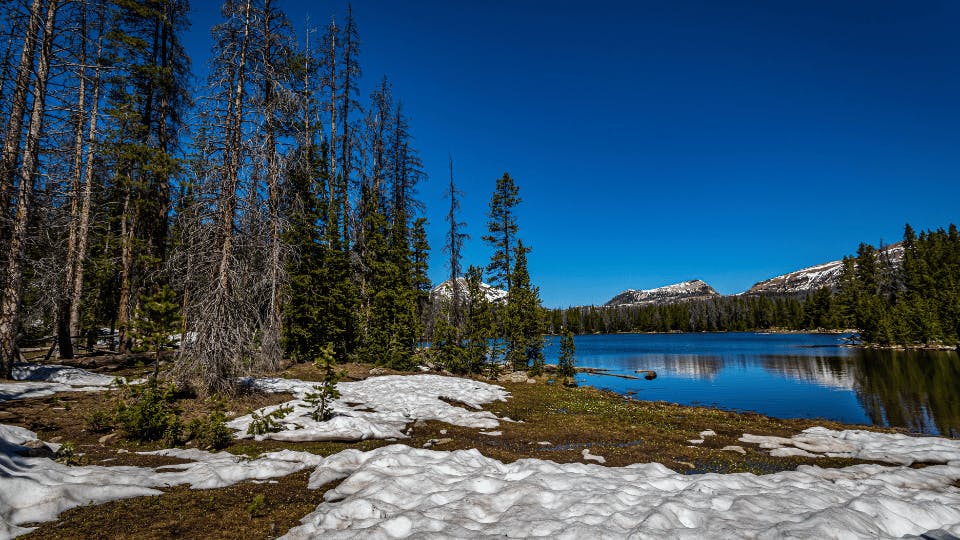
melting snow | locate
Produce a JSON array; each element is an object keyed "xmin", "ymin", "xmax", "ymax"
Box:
[
  {"xmin": 0, "ymin": 424, "xmax": 324, "ymax": 538},
  {"xmin": 228, "ymin": 375, "xmax": 509, "ymax": 442},
  {"xmin": 283, "ymin": 444, "xmax": 960, "ymax": 539},
  {"xmin": 740, "ymin": 427, "xmax": 960, "ymax": 466},
  {"xmin": 0, "ymin": 363, "xmax": 120, "ymax": 402}
]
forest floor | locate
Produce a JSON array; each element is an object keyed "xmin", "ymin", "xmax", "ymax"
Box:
[{"xmin": 0, "ymin": 356, "xmax": 909, "ymax": 539}]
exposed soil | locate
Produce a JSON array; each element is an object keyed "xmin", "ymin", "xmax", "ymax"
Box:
[{"xmin": 2, "ymin": 361, "xmax": 905, "ymax": 538}]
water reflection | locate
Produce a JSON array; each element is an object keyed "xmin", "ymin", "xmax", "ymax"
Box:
[
  {"xmin": 758, "ymin": 351, "xmax": 960, "ymax": 436},
  {"xmin": 851, "ymin": 350, "xmax": 960, "ymax": 437},
  {"xmin": 547, "ymin": 334, "xmax": 960, "ymax": 436}
]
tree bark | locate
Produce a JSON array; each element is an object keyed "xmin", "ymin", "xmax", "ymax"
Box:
[
  {"xmin": 57, "ymin": 0, "xmax": 90, "ymax": 360},
  {"xmin": 0, "ymin": 0, "xmax": 57, "ymax": 378},
  {"xmin": 0, "ymin": 0, "xmax": 43, "ymax": 216},
  {"xmin": 69, "ymin": 2, "xmax": 105, "ymax": 344},
  {"xmin": 262, "ymin": 0, "xmax": 282, "ymax": 368}
]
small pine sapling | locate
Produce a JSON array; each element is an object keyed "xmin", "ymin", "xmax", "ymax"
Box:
[
  {"xmin": 305, "ymin": 343, "xmax": 344, "ymax": 422},
  {"xmin": 557, "ymin": 329, "xmax": 577, "ymax": 383},
  {"xmin": 131, "ymin": 286, "xmax": 183, "ymax": 378},
  {"xmin": 246, "ymin": 404, "xmax": 294, "ymax": 436}
]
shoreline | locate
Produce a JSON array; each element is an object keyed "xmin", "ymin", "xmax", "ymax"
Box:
[{"xmin": 547, "ymin": 329, "xmax": 960, "ymax": 351}]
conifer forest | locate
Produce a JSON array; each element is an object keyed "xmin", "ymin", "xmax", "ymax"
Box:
[
  {"xmin": 0, "ymin": 0, "xmax": 956, "ymax": 396},
  {"xmin": 0, "ymin": 0, "xmax": 545, "ymax": 391}
]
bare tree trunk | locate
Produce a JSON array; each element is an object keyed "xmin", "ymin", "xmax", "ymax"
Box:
[
  {"xmin": 0, "ymin": 0, "xmax": 57, "ymax": 378},
  {"xmin": 0, "ymin": 0, "xmax": 43, "ymax": 214},
  {"xmin": 262, "ymin": 0, "xmax": 283, "ymax": 369},
  {"xmin": 117, "ymin": 185, "xmax": 136, "ymax": 353},
  {"xmin": 216, "ymin": 0, "xmax": 252, "ymax": 293},
  {"xmin": 56, "ymin": 1, "xmax": 90, "ymax": 360},
  {"xmin": 69, "ymin": 3, "xmax": 105, "ymax": 344}
]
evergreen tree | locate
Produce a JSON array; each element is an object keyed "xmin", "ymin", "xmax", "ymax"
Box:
[
  {"xmin": 410, "ymin": 217, "xmax": 431, "ymax": 343},
  {"xmin": 131, "ymin": 286, "xmax": 182, "ymax": 378},
  {"xmin": 557, "ymin": 328, "xmax": 576, "ymax": 379},
  {"xmin": 464, "ymin": 265, "xmax": 495, "ymax": 375},
  {"xmin": 505, "ymin": 240, "xmax": 544, "ymax": 374},
  {"xmin": 482, "ymin": 172, "xmax": 524, "ymax": 291}
]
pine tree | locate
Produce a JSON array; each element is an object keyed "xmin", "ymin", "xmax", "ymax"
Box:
[
  {"xmin": 505, "ymin": 240, "xmax": 544, "ymax": 374},
  {"xmin": 482, "ymin": 172, "xmax": 525, "ymax": 291},
  {"xmin": 464, "ymin": 265, "xmax": 495, "ymax": 375},
  {"xmin": 557, "ymin": 328, "xmax": 576, "ymax": 379},
  {"xmin": 131, "ymin": 286, "xmax": 182, "ymax": 378},
  {"xmin": 410, "ymin": 217, "xmax": 431, "ymax": 343}
]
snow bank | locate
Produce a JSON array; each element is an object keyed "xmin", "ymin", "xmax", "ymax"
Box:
[
  {"xmin": 283, "ymin": 444, "xmax": 960, "ymax": 539},
  {"xmin": 229, "ymin": 375, "xmax": 509, "ymax": 442},
  {"xmin": 0, "ymin": 424, "xmax": 323, "ymax": 539},
  {"xmin": 740, "ymin": 427, "xmax": 960, "ymax": 466},
  {"xmin": 0, "ymin": 363, "xmax": 118, "ymax": 402}
]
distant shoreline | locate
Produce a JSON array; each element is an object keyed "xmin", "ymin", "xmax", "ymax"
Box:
[{"xmin": 546, "ymin": 329, "xmax": 959, "ymax": 351}]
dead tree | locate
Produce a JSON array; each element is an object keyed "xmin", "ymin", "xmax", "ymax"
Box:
[{"xmin": 0, "ymin": 0, "xmax": 58, "ymax": 378}]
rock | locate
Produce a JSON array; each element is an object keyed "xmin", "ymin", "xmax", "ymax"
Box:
[
  {"xmin": 581, "ymin": 449, "xmax": 606, "ymax": 464},
  {"xmin": 526, "ymin": 378, "xmax": 536, "ymax": 384},
  {"xmin": 433, "ymin": 438, "xmax": 453, "ymax": 446},
  {"xmin": 497, "ymin": 371, "xmax": 528, "ymax": 383},
  {"xmin": 687, "ymin": 439, "xmax": 704, "ymax": 445},
  {"xmin": 722, "ymin": 445, "xmax": 747, "ymax": 455},
  {"xmin": 439, "ymin": 429, "xmax": 447, "ymax": 435},
  {"xmin": 369, "ymin": 368, "xmax": 387, "ymax": 376},
  {"xmin": 98, "ymin": 432, "xmax": 119, "ymax": 445},
  {"xmin": 537, "ymin": 441, "xmax": 552, "ymax": 446},
  {"xmin": 18, "ymin": 439, "xmax": 55, "ymax": 458},
  {"xmin": 700, "ymin": 430, "xmax": 717, "ymax": 438}
]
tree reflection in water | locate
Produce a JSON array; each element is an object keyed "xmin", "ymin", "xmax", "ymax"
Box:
[{"xmin": 852, "ymin": 349, "xmax": 960, "ymax": 437}]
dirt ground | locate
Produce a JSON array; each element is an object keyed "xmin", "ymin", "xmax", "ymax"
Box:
[{"xmin": 2, "ymin": 360, "xmax": 900, "ymax": 539}]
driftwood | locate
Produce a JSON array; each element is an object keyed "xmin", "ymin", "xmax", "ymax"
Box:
[{"xmin": 576, "ymin": 367, "xmax": 643, "ymax": 380}]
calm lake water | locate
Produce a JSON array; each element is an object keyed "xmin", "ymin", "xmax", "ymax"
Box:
[{"xmin": 542, "ymin": 333, "xmax": 960, "ymax": 437}]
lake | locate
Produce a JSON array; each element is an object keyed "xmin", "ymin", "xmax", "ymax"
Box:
[{"xmin": 542, "ymin": 332, "xmax": 960, "ymax": 437}]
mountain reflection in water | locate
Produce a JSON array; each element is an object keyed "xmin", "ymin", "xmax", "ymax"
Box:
[{"xmin": 543, "ymin": 333, "xmax": 959, "ymax": 437}]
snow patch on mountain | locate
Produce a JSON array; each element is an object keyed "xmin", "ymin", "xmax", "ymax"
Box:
[
  {"xmin": 605, "ymin": 279, "xmax": 720, "ymax": 307},
  {"xmin": 430, "ymin": 277, "xmax": 508, "ymax": 304},
  {"xmin": 746, "ymin": 244, "xmax": 904, "ymax": 296}
]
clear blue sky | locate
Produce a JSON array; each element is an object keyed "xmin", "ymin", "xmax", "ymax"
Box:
[{"xmin": 181, "ymin": 1, "xmax": 960, "ymax": 308}]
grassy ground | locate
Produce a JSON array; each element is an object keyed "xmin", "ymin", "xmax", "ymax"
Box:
[{"xmin": 3, "ymin": 361, "xmax": 898, "ymax": 539}]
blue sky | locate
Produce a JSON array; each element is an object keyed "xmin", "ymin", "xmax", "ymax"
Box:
[{"xmin": 181, "ymin": 1, "xmax": 960, "ymax": 308}]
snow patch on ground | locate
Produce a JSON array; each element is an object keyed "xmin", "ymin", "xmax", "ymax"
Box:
[
  {"xmin": 0, "ymin": 424, "xmax": 324, "ymax": 538},
  {"xmin": 740, "ymin": 427, "xmax": 960, "ymax": 465},
  {"xmin": 228, "ymin": 375, "xmax": 509, "ymax": 442},
  {"xmin": 282, "ymin": 444, "xmax": 960, "ymax": 539},
  {"xmin": 0, "ymin": 363, "xmax": 120, "ymax": 402}
]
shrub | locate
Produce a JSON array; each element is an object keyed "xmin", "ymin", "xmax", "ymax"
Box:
[
  {"xmin": 115, "ymin": 379, "xmax": 183, "ymax": 444},
  {"xmin": 85, "ymin": 409, "xmax": 114, "ymax": 433},
  {"xmin": 188, "ymin": 411, "xmax": 232, "ymax": 450},
  {"xmin": 246, "ymin": 405, "xmax": 293, "ymax": 436}
]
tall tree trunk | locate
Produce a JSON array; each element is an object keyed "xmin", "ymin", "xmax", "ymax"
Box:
[
  {"xmin": 69, "ymin": 5, "xmax": 105, "ymax": 344},
  {"xmin": 262, "ymin": 0, "xmax": 282, "ymax": 368},
  {"xmin": 0, "ymin": 0, "xmax": 43, "ymax": 216},
  {"xmin": 56, "ymin": 1, "xmax": 90, "ymax": 360},
  {"xmin": 117, "ymin": 184, "xmax": 136, "ymax": 353},
  {"xmin": 0, "ymin": 0, "xmax": 57, "ymax": 378}
]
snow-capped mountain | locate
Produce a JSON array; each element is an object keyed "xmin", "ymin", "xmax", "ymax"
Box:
[
  {"xmin": 744, "ymin": 244, "xmax": 904, "ymax": 296},
  {"xmin": 430, "ymin": 278, "xmax": 508, "ymax": 304},
  {"xmin": 604, "ymin": 279, "xmax": 720, "ymax": 307}
]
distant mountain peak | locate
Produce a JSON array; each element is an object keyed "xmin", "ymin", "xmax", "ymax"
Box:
[
  {"xmin": 430, "ymin": 277, "xmax": 508, "ymax": 304},
  {"xmin": 745, "ymin": 243, "xmax": 904, "ymax": 296},
  {"xmin": 605, "ymin": 279, "xmax": 719, "ymax": 307}
]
